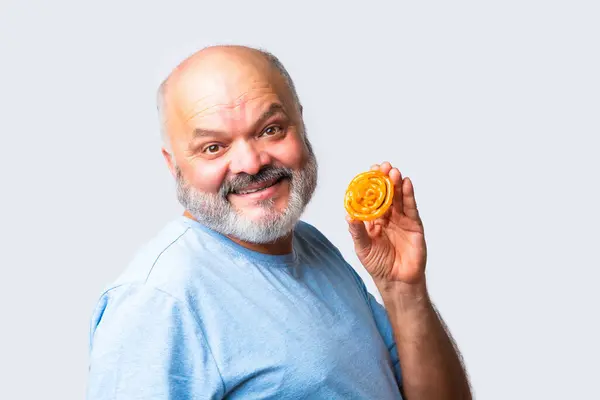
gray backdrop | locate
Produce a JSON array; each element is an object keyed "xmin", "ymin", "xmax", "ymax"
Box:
[{"xmin": 1, "ymin": 1, "xmax": 598, "ymax": 399}]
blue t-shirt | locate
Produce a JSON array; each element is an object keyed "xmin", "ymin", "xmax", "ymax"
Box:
[{"xmin": 87, "ymin": 216, "xmax": 403, "ymax": 399}]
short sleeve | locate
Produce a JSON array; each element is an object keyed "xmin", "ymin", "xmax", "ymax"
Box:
[{"xmin": 86, "ymin": 284, "xmax": 224, "ymax": 400}]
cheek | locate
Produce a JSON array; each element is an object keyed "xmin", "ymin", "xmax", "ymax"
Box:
[
  {"xmin": 271, "ymin": 136, "xmax": 307, "ymax": 169},
  {"xmin": 187, "ymin": 162, "xmax": 228, "ymax": 193}
]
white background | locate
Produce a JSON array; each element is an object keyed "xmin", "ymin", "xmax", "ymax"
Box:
[{"xmin": 1, "ymin": 1, "xmax": 598, "ymax": 399}]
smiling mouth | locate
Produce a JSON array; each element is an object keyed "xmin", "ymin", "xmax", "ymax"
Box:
[{"xmin": 231, "ymin": 177, "xmax": 287, "ymax": 195}]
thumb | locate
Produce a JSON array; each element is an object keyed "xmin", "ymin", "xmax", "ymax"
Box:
[{"xmin": 346, "ymin": 215, "xmax": 372, "ymax": 254}]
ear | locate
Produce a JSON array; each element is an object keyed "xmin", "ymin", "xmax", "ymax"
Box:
[{"xmin": 161, "ymin": 148, "xmax": 177, "ymax": 179}]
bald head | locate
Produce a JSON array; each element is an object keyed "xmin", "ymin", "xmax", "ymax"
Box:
[{"xmin": 157, "ymin": 45, "xmax": 302, "ymax": 151}]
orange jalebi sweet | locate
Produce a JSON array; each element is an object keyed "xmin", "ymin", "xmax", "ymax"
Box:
[{"xmin": 344, "ymin": 170, "xmax": 394, "ymax": 221}]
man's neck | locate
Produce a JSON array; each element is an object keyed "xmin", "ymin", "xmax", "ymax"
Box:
[{"xmin": 182, "ymin": 210, "xmax": 294, "ymax": 255}]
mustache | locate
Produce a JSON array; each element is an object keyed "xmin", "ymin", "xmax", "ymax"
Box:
[{"xmin": 220, "ymin": 165, "xmax": 293, "ymax": 197}]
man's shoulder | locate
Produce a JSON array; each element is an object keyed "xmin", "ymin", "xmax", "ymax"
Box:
[
  {"xmin": 103, "ymin": 217, "xmax": 213, "ymax": 298},
  {"xmin": 294, "ymin": 220, "xmax": 343, "ymax": 255},
  {"xmin": 294, "ymin": 220, "xmax": 369, "ymax": 297},
  {"xmin": 295, "ymin": 219, "xmax": 328, "ymax": 242}
]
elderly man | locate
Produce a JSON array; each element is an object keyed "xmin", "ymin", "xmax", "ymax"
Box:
[{"xmin": 87, "ymin": 45, "xmax": 472, "ymax": 399}]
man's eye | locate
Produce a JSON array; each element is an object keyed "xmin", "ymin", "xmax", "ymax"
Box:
[
  {"xmin": 261, "ymin": 126, "xmax": 283, "ymax": 137},
  {"xmin": 204, "ymin": 144, "xmax": 221, "ymax": 154}
]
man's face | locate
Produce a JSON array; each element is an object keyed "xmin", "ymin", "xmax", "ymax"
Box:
[{"xmin": 165, "ymin": 57, "xmax": 317, "ymax": 243}]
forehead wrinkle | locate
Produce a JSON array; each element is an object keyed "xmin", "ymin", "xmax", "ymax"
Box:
[
  {"xmin": 182, "ymin": 91, "xmax": 282, "ymax": 125},
  {"xmin": 182, "ymin": 102, "xmax": 234, "ymax": 123},
  {"xmin": 184, "ymin": 76, "xmax": 271, "ymax": 104}
]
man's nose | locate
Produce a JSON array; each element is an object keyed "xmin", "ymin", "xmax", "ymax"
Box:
[{"xmin": 228, "ymin": 140, "xmax": 271, "ymax": 176}]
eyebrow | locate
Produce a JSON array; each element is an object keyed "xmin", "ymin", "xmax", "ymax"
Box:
[{"xmin": 190, "ymin": 103, "xmax": 288, "ymax": 142}]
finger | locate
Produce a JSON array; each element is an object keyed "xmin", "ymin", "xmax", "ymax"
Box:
[
  {"xmin": 402, "ymin": 177, "xmax": 420, "ymax": 220},
  {"xmin": 370, "ymin": 164, "xmax": 380, "ymax": 171},
  {"xmin": 389, "ymin": 167, "xmax": 404, "ymax": 214},
  {"xmin": 369, "ymin": 223, "xmax": 382, "ymax": 237},
  {"xmin": 388, "ymin": 167, "xmax": 403, "ymax": 186},
  {"xmin": 346, "ymin": 215, "xmax": 372, "ymax": 253},
  {"xmin": 379, "ymin": 161, "xmax": 392, "ymax": 175}
]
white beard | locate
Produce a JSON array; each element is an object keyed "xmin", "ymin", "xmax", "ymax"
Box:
[{"xmin": 175, "ymin": 149, "xmax": 318, "ymax": 244}]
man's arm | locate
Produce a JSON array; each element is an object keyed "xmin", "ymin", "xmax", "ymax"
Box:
[
  {"xmin": 87, "ymin": 284, "xmax": 224, "ymax": 399},
  {"xmin": 376, "ymin": 280, "xmax": 472, "ymax": 400},
  {"xmin": 345, "ymin": 163, "xmax": 471, "ymax": 398}
]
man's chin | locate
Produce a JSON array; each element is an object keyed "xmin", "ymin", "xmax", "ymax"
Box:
[
  {"xmin": 235, "ymin": 206, "xmax": 286, "ymax": 225},
  {"xmin": 225, "ymin": 209, "xmax": 297, "ymax": 244},
  {"xmin": 230, "ymin": 197, "xmax": 289, "ymax": 219}
]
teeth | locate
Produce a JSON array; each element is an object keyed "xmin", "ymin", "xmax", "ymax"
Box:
[
  {"xmin": 239, "ymin": 187, "xmax": 262, "ymax": 194},
  {"xmin": 236, "ymin": 179, "xmax": 278, "ymax": 195}
]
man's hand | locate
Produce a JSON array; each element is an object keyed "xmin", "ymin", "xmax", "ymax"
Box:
[{"xmin": 346, "ymin": 161, "xmax": 427, "ymax": 290}]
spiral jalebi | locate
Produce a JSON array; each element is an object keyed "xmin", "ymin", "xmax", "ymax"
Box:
[{"xmin": 344, "ymin": 170, "xmax": 394, "ymax": 221}]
